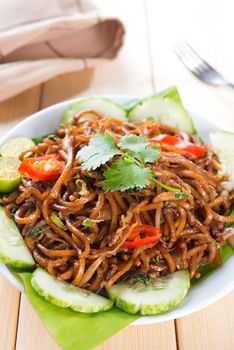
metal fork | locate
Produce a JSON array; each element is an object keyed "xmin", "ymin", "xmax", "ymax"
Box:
[{"xmin": 173, "ymin": 40, "xmax": 234, "ymax": 89}]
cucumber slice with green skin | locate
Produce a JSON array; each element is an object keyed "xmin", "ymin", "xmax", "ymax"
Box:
[
  {"xmin": 0, "ymin": 157, "xmax": 21, "ymax": 193},
  {"xmin": 0, "ymin": 137, "xmax": 35, "ymax": 159},
  {"xmin": 61, "ymin": 97, "xmax": 128, "ymax": 125},
  {"xmin": 107, "ymin": 270, "xmax": 190, "ymax": 315},
  {"xmin": 210, "ymin": 131, "xmax": 234, "ymax": 182},
  {"xmin": 128, "ymin": 87, "xmax": 195, "ymax": 134},
  {"xmin": 31, "ymin": 268, "xmax": 113, "ymax": 313},
  {"xmin": 0, "ymin": 206, "xmax": 35, "ymax": 268}
]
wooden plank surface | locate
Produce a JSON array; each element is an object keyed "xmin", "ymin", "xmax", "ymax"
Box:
[
  {"xmin": 0, "ymin": 276, "xmax": 20, "ymax": 350},
  {"xmin": 15, "ymin": 294, "xmax": 60, "ymax": 350},
  {"xmin": 99, "ymin": 322, "xmax": 177, "ymax": 350},
  {"xmin": 176, "ymin": 291, "xmax": 234, "ymax": 350},
  {"xmin": 0, "ymin": 86, "xmax": 41, "ymax": 138},
  {"xmin": 0, "ymin": 0, "xmax": 234, "ymax": 349}
]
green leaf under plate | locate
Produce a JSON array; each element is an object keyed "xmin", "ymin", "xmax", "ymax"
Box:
[{"xmin": 17, "ymin": 272, "xmax": 138, "ymax": 350}]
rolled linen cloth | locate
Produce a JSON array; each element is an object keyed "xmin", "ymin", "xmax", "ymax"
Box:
[{"xmin": 0, "ymin": 0, "xmax": 125, "ymax": 102}]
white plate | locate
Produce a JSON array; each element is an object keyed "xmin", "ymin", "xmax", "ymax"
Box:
[{"xmin": 0, "ymin": 95, "xmax": 233, "ymax": 325}]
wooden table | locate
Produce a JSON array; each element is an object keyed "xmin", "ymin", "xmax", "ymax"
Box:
[{"xmin": 0, "ymin": 1, "xmax": 234, "ymax": 349}]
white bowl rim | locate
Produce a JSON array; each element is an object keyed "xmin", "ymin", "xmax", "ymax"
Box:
[{"xmin": 0, "ymin": 94, "xmax": 233, "ymax": 326}]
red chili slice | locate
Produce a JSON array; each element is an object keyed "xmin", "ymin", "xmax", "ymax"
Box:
[
  {"xmin": 151, "ymin": 134, "xmax": 206, "ymax": 159},
  {"xmin": 18, "ymin": 154, "xmax": 65, "ymax": 181},
  {"xmin": 123, "ymin": 224, "xmax": 161, "ymax": 249}
]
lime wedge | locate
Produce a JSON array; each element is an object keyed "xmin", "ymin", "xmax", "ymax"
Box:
[
  {"xmin": 0, "ymin": 137, "xmax": 35, "ymax": 159},
  {"xmin": 0, "ymin": 157, "xmax": 21, "ymax": 192}
]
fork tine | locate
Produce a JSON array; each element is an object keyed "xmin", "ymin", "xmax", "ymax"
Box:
[
  {"xmin": 174, "ymin": 39, "xmax": 228, "ymax": 86},
  {"xmin": 173, "ymin": 40, "xmax": 212, "ymax": 78},
  {"xmin": 177, "ymin": 40, "xmax": 203, "ymax": 69},
  {"xmin": 173, "ymin": 44, "xmax": 201, "ymax": 74},
  {"xmin": 178, "ymin": 40, "xmax": 210, "ymax": 70}
]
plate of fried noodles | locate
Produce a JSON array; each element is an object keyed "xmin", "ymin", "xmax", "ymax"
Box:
[{"xmin": 0, "ymin": 87, "xmax": 233, "ymax": 324}]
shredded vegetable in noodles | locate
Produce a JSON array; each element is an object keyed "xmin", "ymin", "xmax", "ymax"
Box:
[{"xmin": 3, "ymin": 111, "xmax": 234, "ymax": 292}]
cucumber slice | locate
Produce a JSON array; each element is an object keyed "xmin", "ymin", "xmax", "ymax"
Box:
[
  {"xmin": 128, "ymin": 87, "xmax": 195, "ymax": 134},
  {"xmin": 31, "ymin": 268, "xmax": 113, "ymax": 313},
  {"xmin": 0, "ymin": 137, "xmax": 35, "ymax": 159},
  {"xmin": 107, "ymin": 270, "xmax": 190, "ymax": 315},
  {"xmin": 210, "ymin": 131, "xmax": 234, "ymax": 182},
  {"xmin": 0, "ymin": 206, "xmax": 35, "ymax": 268},
  {"xmin": 61, "ymin": 97, "xmax": 128, "ymax": 125},
  {"xmin": 0, "ymin": 157, "xmax": 21, "ymax": 193}
]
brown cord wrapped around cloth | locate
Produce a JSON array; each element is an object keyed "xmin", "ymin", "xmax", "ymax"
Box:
[{"xmin": 0, "ymin": 0, "xmax": 125, "ymax": 102}]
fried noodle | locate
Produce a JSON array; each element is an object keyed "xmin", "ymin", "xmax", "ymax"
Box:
[{"xmin": 4, "ymin": 111, "xmax": 234, "ymax": 292}]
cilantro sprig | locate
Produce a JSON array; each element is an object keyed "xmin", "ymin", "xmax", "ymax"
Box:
[
  {"xmin": 76, "ymin": 132, "xmax": 189, "ymax": 195},
  {"xmin": 76, "ymin": 132, "xmax": 121, "ymax": 170},
  {"xmin": 118, "ymin": 135, "xmax": 159, "ymax": 165},
  {"xmin": 103, "ymin": 159, "xmax": 152, "ymax": 191},
  {"xmin": 103, "ymin": 135, "xmax": 159, "ymax": 191}
]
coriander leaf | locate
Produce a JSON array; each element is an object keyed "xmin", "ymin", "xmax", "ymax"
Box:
[
  {"xmin": 27, "ymin": 225, "xmax": 50, "ymax": 238},
  {"xmin": 118, "ymin": 135, "xmax": 149, "ymax": 152},
  {"xmin": 175, "ymin": 192, "xmax": 189, "ymax": 199},
  {"xmin": 123, "ymin": 155, "xmax": 135, "ymax": 164},
  {"xmin": 76, "ymin": 132, "xmax": 121, "ymax": 170},
  {"xmin": 27, "ymin": 227, "xmax": 41, "ymax": 238},
  {"xmin": 82, "ymin": 218, "xmax": 94, "ymax": 228},
  {"xmin": 137, "ymin": 145, "xmax": 159, "ymax": 164},
  {"xmin": 32, "ymin": 135, "xmax": 46, "ymax": 145},
  {"xmin": 127, "ymin": 273, "xmax": 149, "ymax": 286},
  {"xmin": 102, "ymin": 159, "xmax": 152, "ymax": 191},
  {"xmin": 118, "ymin": 135, "xmax": 159, "ymax": 164}
]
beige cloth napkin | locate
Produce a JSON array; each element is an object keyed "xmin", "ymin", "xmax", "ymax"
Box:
[{"xmin": 0, "ymin": 0, "xmax": 125, "ymax": 102}]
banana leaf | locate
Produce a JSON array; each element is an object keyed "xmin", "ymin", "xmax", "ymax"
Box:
[
  {"xmin": 17, "ymin": 271, "xmax": 138, "ymax": 350},
  {"xmin": 191, "ymin": 243, "xmax": 233, "ymax": 286}
]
